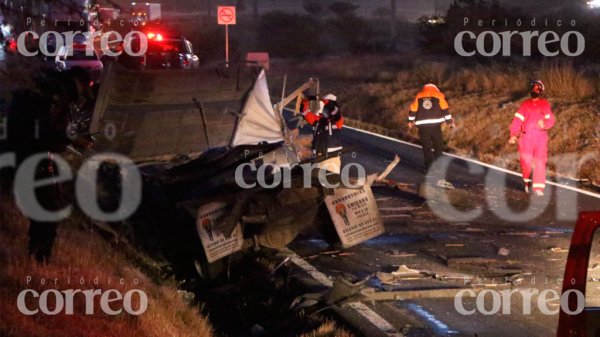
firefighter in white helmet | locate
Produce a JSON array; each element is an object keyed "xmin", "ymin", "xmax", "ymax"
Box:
[{"xmin": 300, "ymin": 93, "xmax": 344, "ymax": 173}]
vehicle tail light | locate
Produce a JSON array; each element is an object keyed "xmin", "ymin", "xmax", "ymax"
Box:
[
  {"xmin": 147, "ymin": 33, "xmax": 163, "ymax": 41},
  {"xmin": 8, "ymin": 39, "xmax": 17, "ymax": 51}
]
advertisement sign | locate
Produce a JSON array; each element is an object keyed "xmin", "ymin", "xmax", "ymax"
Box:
[
  {"xmin": 196, "ymin": 202, "xmax": 244, "ymax": 263},
  {"xmin": 325, "ymin": 185, "xmax": 384, "ymax": 248}
]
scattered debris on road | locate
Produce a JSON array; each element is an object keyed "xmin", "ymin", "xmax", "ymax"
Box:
[
  {"xmin": 389, "ymin": 250, "xmax": 417, "ymax": 258},
  {"xmin": 549, "ymin": 247, "xmax": 569, "ymax": 253},
  {"xmin": 498, "ymin": 247, "xmax": 511, "ymax": 256}
]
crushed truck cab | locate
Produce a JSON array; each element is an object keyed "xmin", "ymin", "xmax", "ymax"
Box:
[{"xmin": 142, "ymin": 69, "xmax": 385, "ymax": 279}]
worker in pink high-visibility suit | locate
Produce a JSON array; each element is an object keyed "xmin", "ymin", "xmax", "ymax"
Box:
[{"xmin": 509, "ymin": 80, "xmax": 556, "ymax": 196}]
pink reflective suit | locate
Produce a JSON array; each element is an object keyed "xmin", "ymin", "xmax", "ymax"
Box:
[{"xmin": 510, "ymin": 98, "xmax": 556, "ymax": 192}]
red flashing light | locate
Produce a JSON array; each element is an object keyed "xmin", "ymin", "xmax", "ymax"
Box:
[
  {"xmin": 8, "ymin": 39, "xmax": 17, "ymax": 51},
  {"xmin": 146, "ymin": 32, "xmax": 163, "ymax": 41}
]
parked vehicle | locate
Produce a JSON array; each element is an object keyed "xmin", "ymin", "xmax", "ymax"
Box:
[
  {"xmin": 55, "ymin": 45, "xmax": 104, "ymax": 83},
  {"xmin": 130, "ymin": 2, "xmax": 161, "ymax": 25},
  {"xmin": 144, "ymin": 35, "xmax": 199, "ymax": 70},
  {"xmin": 119, "ymin": 26, "xmax": 199, "ymax": 70}
]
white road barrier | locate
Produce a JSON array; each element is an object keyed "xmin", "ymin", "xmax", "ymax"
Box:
[{"xmin": 289, "ymin": 255, "xmax": 406, "ymax": 337}]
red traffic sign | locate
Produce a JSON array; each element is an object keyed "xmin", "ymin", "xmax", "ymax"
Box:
[{"xmin": 217, "ymin": 6, "xmax": 236, "ymax": 25}]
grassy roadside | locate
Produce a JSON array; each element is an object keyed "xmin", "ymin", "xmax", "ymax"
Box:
[
  {"xmin": 269, "ymin": 55, "xmax": 600, "ymax": 185},
  {"xmin": 0, "ymin": 181, "xmax": 357, "ymax": 337},
  {"xmin": 0, "ymin": 195, "xmax": 357, "ymax": 337},
  {"xmin": 0, "ymin": 194, "xmax": 214, "ymax": 337}
]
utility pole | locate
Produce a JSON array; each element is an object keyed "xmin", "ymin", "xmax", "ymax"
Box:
[
  {"xmin": 252, "ymin": 0, "xmax": 259, "ymax": 48},
  {"xmin": 207, "ymin": 0, "xmax": 212, "ymax": 23},
  {"xmin": 390, "ymin": 0, "xmax": 397, "ymax": 50},
  {"xmin": 252, "ymin": 0, "xmax": 259, "ymax": 24}
]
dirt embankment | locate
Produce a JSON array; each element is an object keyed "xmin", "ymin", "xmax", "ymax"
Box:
[
  {"xmin": 0, "ymin": 194, "xmax": 214, "ymax": 337},
  {"xmin": 269, "ymin": 56, "xmax": 600, "ymax": 185}
]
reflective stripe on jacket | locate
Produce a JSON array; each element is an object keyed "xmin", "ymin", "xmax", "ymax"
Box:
[
  {"xmin": 408, "ymin": 84, "xmax": 452, "ymax": 126},
  {"xmin": 510, "ymin": 98, "xmax": 555, "ymax": 138}
]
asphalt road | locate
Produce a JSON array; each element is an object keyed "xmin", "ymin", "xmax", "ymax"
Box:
[{"xmin": 288, "ymin": 127, "xmax": 600, "ymax": 337}]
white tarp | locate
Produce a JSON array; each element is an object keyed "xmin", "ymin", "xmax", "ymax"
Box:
[{"xmin": 230, "ymin": 69, "xmax": 284, "ymax": 147}]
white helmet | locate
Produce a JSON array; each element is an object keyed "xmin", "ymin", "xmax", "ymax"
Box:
[{"xmin": 323, "ymin": 93, "xmax": 337, "ymax": 101}]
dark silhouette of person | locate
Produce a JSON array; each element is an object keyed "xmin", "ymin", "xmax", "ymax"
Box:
[{"xmin": 6, "ymin": 70, "xmax": 93, "ymax": 263}]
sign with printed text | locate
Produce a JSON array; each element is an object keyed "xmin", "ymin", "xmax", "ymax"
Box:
[
  {"xmin": 325, "ymin": 185, "xmax": 384, "ymax": 248},
  {"xmin": 217, "ymin": 6, "xmax": 236, "ymax": 25},
  {"xmin": 196, "ymin": 202, "xmax": 243, "ymax": 263}
]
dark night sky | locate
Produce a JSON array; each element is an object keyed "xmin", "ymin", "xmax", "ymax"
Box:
[
  {"xmin": 252, "ymin": 0, "xmax": 581, "ymax": 22},
  {"xmin": 104, "ymin": 0, "xmax": 587, "ymax": 23}
]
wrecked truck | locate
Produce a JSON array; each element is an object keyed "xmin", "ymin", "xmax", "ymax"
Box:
[{"xmin": 137, "ymin": 70, "xmax": 385, "ymax": 280}]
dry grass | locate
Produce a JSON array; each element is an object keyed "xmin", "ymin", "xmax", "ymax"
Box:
[
  {"xmin": 0, "ymin": 196, "xmax": 213, "ymax": 337},
  {"xmin": 299, "ymin": 320, "xmax": 355, "ymax": 337},
  {"xmin": 539, "ymin": 61, "xmax": 595, "ymax": 100}
]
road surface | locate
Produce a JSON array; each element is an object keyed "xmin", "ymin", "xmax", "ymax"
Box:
[{"xmin": 287, "ymin": 127, "xmax": 600, "ymax": 337}]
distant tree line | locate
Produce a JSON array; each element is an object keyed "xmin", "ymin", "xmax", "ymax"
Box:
[{"xmin": 418, "ymin": 0, "xmax": 600, "ymax": 62}]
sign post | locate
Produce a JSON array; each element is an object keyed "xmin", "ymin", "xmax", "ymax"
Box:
[{"xmin": 217, "ymin": 6, "xmax": 236, "ymax": 67}]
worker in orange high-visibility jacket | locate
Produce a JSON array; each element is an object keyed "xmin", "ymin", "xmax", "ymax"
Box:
[
  {"xmin": 509, "ymin": 80, "xmax": 556, "ymax": 196},
  {"xmin": 301, "ymin": 93, "xmax": 344, "ymax": 173},
  {"xmin": 408, "ymin": 82, "xmax": 455, "ymax": 188}
]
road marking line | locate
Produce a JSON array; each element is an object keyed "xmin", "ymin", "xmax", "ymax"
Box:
[
  {"xmin": 405, "ymin": 303, "xmax": 459, "ymax": 335},
  {"xmin": 346, "ymin": 126, "xmax": 600, "ymax": 200},
  {"xmin": 289, "ymin": 255, "xmax": 333, "ymax": 287},
  {"xmin": 347, "ymin": 302, "xmax": 406, "ymax": 337},
  {"xmin": 289, "ymin": 255, "xmax": 405, "ymax": 337}
]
